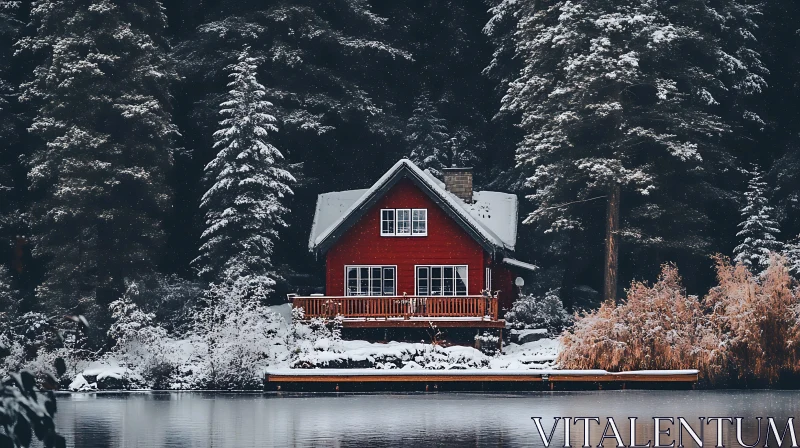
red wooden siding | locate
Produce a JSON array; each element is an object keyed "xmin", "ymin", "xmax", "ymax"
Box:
[
  {"xmin": 491, "ymin": 263, "xmax": 516, "ymax": 313},
  {"xmin": 326, "ymin": 179, "xmax": 486, "ymax": 297}
]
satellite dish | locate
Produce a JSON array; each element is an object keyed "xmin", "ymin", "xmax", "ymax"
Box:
[{"xmin": 515, "ymin": 277, "xmax": 525, "ymax": 287}]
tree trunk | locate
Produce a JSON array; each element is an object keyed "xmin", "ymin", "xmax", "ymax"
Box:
[{"xmin": 603, "ymin": 184, "xmax": 621, "ymax": 303}]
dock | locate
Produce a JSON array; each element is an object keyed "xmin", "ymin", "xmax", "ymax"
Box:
[{"xmin": 265, "ymin": 369, "xmax": 700, "ymax": 391}]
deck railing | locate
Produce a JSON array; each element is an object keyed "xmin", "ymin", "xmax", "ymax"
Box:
[{"xmin": 291, "ymin": 295, "xmax": 499, "ymax": 321}]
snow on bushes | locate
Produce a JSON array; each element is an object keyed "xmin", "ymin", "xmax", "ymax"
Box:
[
  {"xmin": 705, "ymin": 254, "xmax": 800, "ymax": 384},
  {"xmin": 190, "ymin": 279, "xmax": 290, "ymax": 389},
  {"xmin": 505, "ymin": 290, "xmax": 572, "ymax": 335},
  {"xmin": 558, "ymin": 264, "xmax": 724, "ymax": 381},
  {"xmin": 559, "ymin": 256, "xmax": 800, "ymax": 385},
  {"xmin": 291, "ymin": 339, "xmax": 491, "ymax": 370}
]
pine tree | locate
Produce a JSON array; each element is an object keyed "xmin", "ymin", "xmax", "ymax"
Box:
[
  {"xmin": 733, "ymin": 169, "xmax": 783, "ymax": 273},
  {"xmin": 492, "ymin": 0, "xmax": 766, "ymax": 294},
  {"xmin": 194, "ymin": 49, "xmax": 294, "ymax": 293},
  {"xmin": 0, "ymin": 0, "xmax": 27, "ymax": 263},
  {"xmin": 407, "ymin": 92, "xmax": 453, "ymax": 178},
  {"xmin": 784, "ymin": 238, "xmax": 800, "ymax": 279},
  {"xmin": 0, "ymin": 1, "xmax": 19, "ymax": 152},
  {"xmin": 173, "ymin": 0, "xmax": 411, "ymax": 182},
  {"xmin": 18, "ymin": 0, "xmax": 178, "ymax": 320},
  {"xmin": 0, "ymin": 265, "xmax": 16, "ymax": 320}
]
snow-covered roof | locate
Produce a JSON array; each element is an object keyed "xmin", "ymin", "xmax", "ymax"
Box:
[
  {"xmin": 308, "ymin": 188, "xmax": 368, "ymax": 249},
  {"xmin": 308, "ymin": 158, "xmax": 519, "ymax": 253},
  {"xmin": 503, "ymin": 257, "xmax": 539, "ymax": 272}
]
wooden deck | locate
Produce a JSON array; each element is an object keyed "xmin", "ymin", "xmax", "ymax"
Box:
[
  {"xmin": 291, "ymin": 295, "xmax": 502, "ymax": 328},
  {"xmin": 265, "ymin": 369, "xmax": 700, "ymax": 391}
]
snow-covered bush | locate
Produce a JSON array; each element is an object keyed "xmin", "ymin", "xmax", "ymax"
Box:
[
  {"xmin": 289, "ymin": 307, "xmax": 345, "ymax": 367},
  {"xmin": 505, "ymin": 290, "xmax": 572, "ymax": 335},
  {"xmin": 705, "ymin": 254, "xmax": 800, "ymax": 384},
  {"xmin": 105, "ymin": 281, "xmax": 176, "ymax": 388},
  {"xmin": 0, "ymin": 313, "xmax": 84, "ymax": 387},
  {"xmin": 474, "ymin": 332, "xmax": 500, "ymax": 356},
  {"xmin": 558, "ymin": 265, "xmax": 724, "ymax": 382},
  {"xmin": 192, "ymin": 279, "xmax": 290, "ymax": 389}
]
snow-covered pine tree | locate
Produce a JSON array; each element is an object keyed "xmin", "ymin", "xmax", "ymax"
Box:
[
  {"xmin": 174, "ymin": 0, "xmax": 411, "ymax": 199},
  {"xmin": 18, "ymin": 0, "xmax": 178, "ymax": 321},
  {"xmin": 734, "ymin": 169, "xmax": 783, "ymax": 273},
  {"xmin": 407, "ymin": 92, "xmax": 452, "ymax": 178},
  {"xmin": 194, "ymin": 49, "xmax": 294, "ymax": 293},
  {"xmin": 0, "ymin": 265, "xmax": 16, "ymax": 321},
  {"xmin": 0, "ymin": 1, "xmax": 27, "ymax": 271},
  {"xmin": 784, "ymin": 238, "xmax": 800, "ymax": 278},
  {"xmin": 493, "ymin": 0, "xmax": 766, "ymax": 289},
  {"xmin": 0, "ymin": 1, "xmax": 22, "ymax": 155}
]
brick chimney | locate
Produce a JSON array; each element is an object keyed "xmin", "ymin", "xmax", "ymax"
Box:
[{"xmin": 443, "ymin": 167, "xmax": 473, "ymax": 203}]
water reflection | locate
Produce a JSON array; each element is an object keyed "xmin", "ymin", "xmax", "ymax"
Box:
[{"xmin": 43, "ymin": 390, "xmax": 799, "ymax": 447}]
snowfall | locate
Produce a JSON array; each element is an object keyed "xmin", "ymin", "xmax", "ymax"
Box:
[{"xmin": 65, "ymin": 304, "xmax": 563, "ymax": 391}]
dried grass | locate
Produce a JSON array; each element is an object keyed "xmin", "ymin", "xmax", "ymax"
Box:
[{"xmin": 558, "ymin": 255, "xmax": 800, "ymax": 385}]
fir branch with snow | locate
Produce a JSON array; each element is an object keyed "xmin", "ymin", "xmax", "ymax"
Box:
[
  {"xmin": 495, "ymin": 0, "xmax": 767, "ymax": 254},
  {"xmin": 733, "ymin": 168, "xmax": 783, "ymax": 274},
  {"xmin": 18, "ymin": 0, "xmax": 178, "ymax": 323},
  {"xmin": 784, "ymin": 237, "xmax": 800, "ymax": 279},
  {"xmin": 194, "ymin": 48, "xmax": 295, "ymax": 293},
  {"xmin": 407, "ymin": 92, "xmax": 452, "ymax": 178}
]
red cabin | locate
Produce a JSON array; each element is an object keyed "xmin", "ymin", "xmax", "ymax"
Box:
[{"xmin": 294, "ymin": 159, "xmax": 536, "ymax": 330}]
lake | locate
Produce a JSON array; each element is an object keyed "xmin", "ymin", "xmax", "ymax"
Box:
[{"xmin": 48, "ymin": 390, "xmax": 800, "ymax": 447}]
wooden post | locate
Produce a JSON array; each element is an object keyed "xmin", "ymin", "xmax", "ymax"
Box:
[{"xmin": 603, "ymin": 184, "xmax": 621, "ymax": 303}]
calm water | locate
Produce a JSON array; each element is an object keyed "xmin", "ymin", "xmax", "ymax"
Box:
[{"xmin": 47, "ymin": 390, "xmax": 800, "ymax": 447}]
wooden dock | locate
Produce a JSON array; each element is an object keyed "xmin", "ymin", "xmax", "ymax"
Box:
[{"xmin": 265, "ymin": 369, "xmax": 699, "ymax": 391}]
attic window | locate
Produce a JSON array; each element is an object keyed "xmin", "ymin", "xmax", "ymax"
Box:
[
  {"xmin": 380, "ymin": 208, "xmax": 427, "ymax": 236},
  {"xmin": 380, "ymin": 209, "xmax": 395, "ymax": 235}
]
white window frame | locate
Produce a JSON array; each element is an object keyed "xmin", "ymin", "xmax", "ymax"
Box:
[
  {"xmin": 344, "ymin": 265, "xmax": 397, "ymax": 296},
  {"xmin": 412, "ymin": 209, "xmax": 427, "ymax": 236},
  {"xmin": 414, "ymin": 265, "xmax": 468, "ymax": 296},
  {"xmin": 379, "ymin": 208, "xmax": 427, "ymax": 237},
  {"xmin": 380, "ymin": 209, "xmax": 396, "ymax": 236},
  {"xmin": 396, "ymin": 209, "xmax": 411, "ymax": 235},
  {"xmin": 485, "ymin": 267, "xmax": 492, "ymax": 292}
]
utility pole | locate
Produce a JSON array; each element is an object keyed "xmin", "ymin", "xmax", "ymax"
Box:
[{"xmin": 603, "ymin": 184, "xmax": 620, "ymax": 303}]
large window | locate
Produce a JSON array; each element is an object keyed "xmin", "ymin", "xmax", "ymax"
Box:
[
  {"xmin": 380, "ymin": 209, "xmax": 427, "ymax": 236},
  {"xmin": 346, "ymin": 266, "xmax": 396, "ymax": 296},
  {"xmin": 415, "ymin": 265, "xmax": 468, "ymax": 296}
]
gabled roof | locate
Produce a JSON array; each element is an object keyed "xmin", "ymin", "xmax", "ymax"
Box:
[{"xmin": 308, "ymin": 159, "xmax": 518, "ymax": 255}]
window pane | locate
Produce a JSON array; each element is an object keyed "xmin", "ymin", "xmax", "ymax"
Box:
[
  {"xmin": 381, "ymin": 210, "xmax": 395, "ymax": 235},
  {"xmin": 396, "ymin": 209, "xmax": 411, "ymax": 234},
  {"xmin": 371, "ymin": 267, "xmax": 382, "ymax": 295},
  {"xmin": 383, "ymin": 268, "xmax": 395, "ymax": 296},
  {"xmin": 417, "ymin": 267, "xmax": 429, "ymax": 295},
  {"xmin": 443, "ymin": 267, "xmax": 455, "ymax": 295},
  {"xmin": 347, "ymin": 267, "xmax": 358, "ymax": 296},
  {"xmin": 412, "ymin": 209, "xmax": 427, "ymax": 235},
  {"xmin": 456, "ymin": 266, "xmax": 468, "ymax": 296},
  {"xmin": 431, "ymin": 267, "xmax": 442, "ymax": 295},
  {"xmin": 359, "ymin": 268, "xmax": 369, "ymax": 295}
]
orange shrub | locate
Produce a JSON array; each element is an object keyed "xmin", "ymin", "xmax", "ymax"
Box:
[
  {"xmin": 705, "ymin": 254, "xmax": 800, "ymax": 384},
  {"xmin": 558, "ymin": 265, "xmax": 724, "ymax": 381},
  {"xmin": 558, "ymin": 256, "xmax": 800, "ymax": 386}
]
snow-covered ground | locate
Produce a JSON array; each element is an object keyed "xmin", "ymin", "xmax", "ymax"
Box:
[
  {"xmin": 64, "ymin": 303, "xmax": 562, "ymax": 390},
  {"xmin": 292, "ymin": 337, "xmax": 559, "ymax": 371}
]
